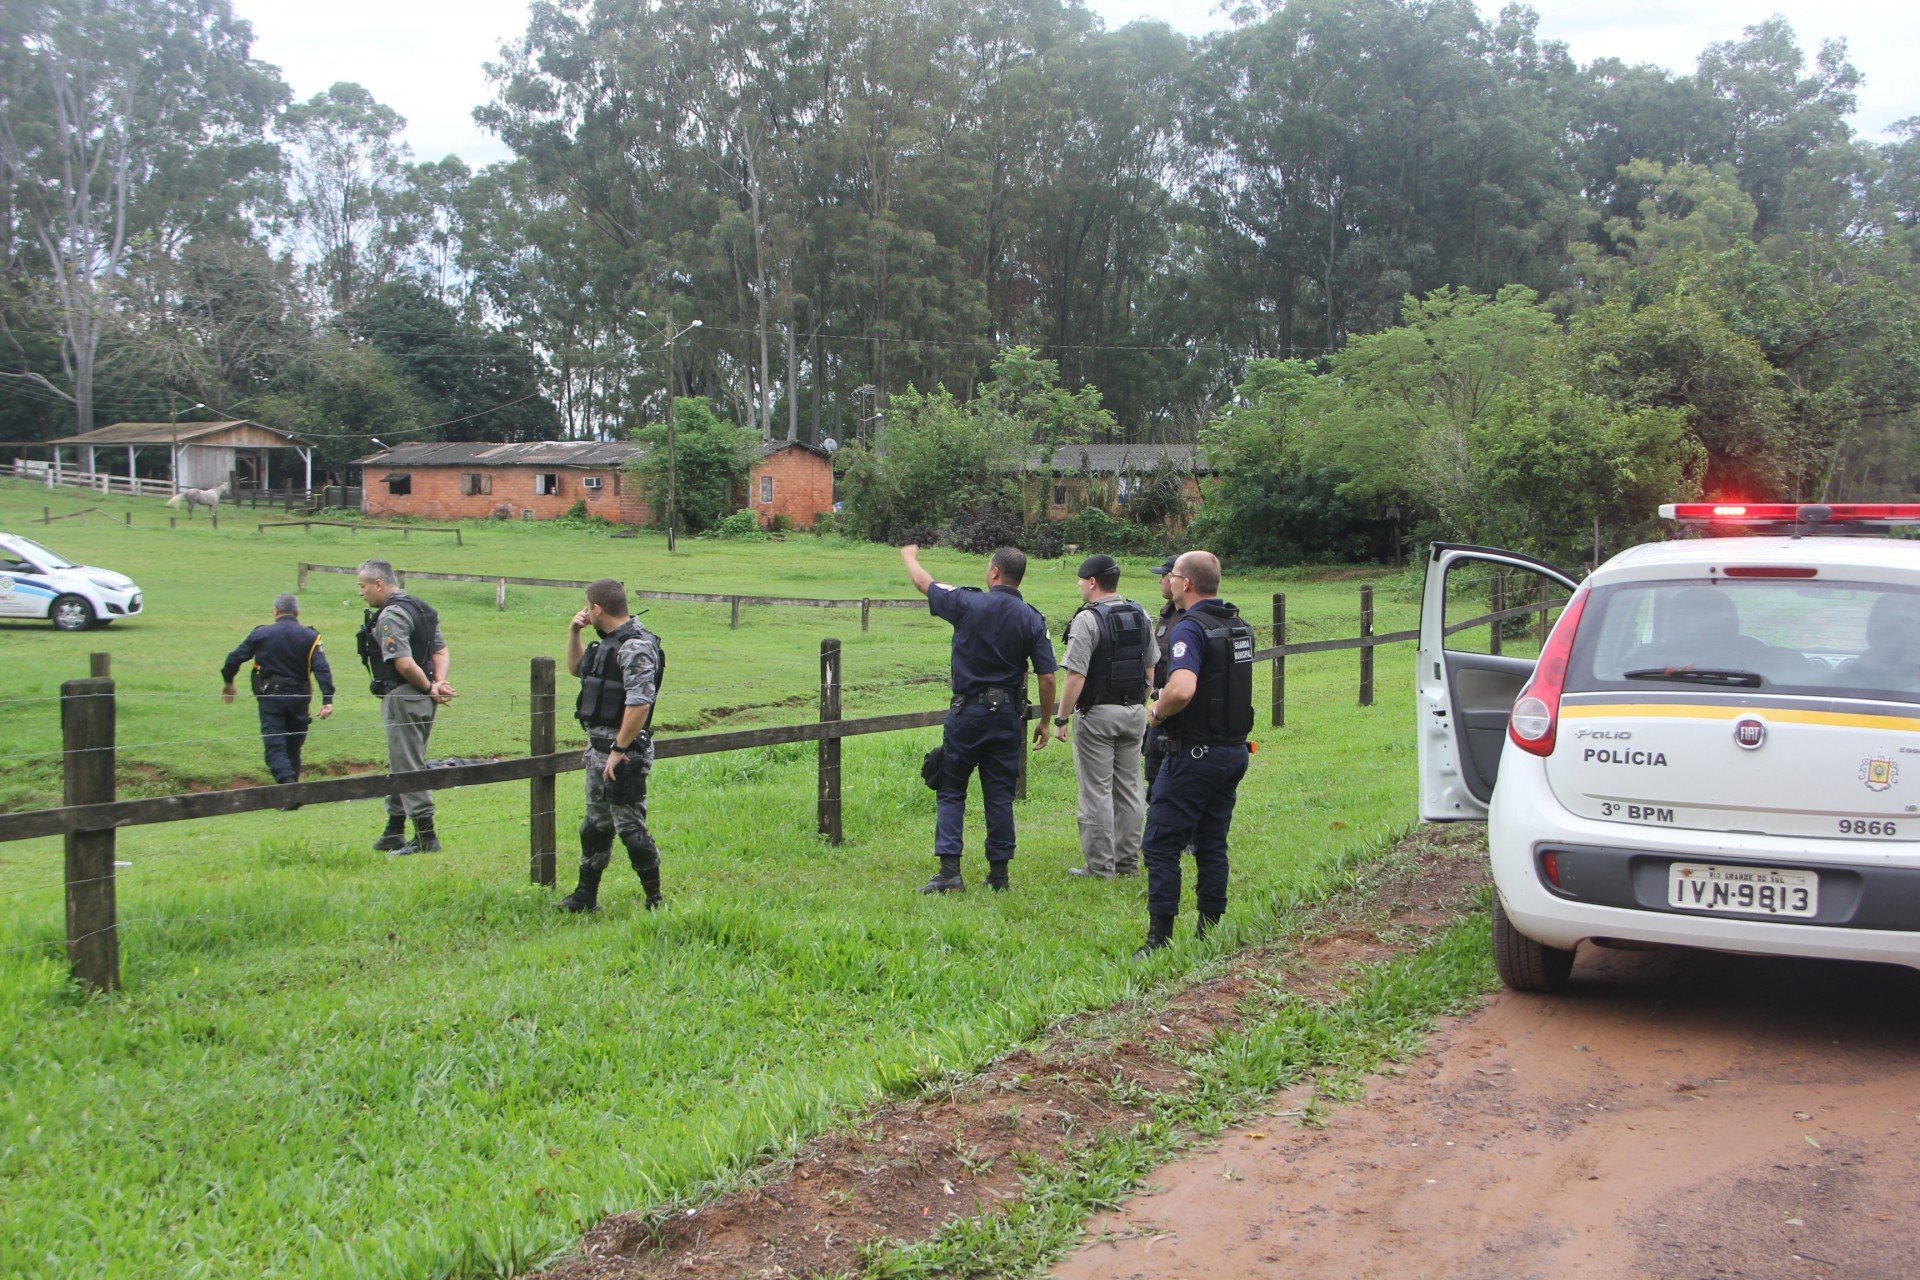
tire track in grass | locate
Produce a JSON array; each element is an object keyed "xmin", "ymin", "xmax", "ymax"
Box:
[{"xmin": 528, "ymin": 825, "xmax": 1493, "ymax": 1280}]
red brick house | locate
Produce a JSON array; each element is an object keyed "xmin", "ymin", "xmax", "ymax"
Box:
[{"xmin": 355, "ymin": 439, "xmax": 835, "ymax": 529}]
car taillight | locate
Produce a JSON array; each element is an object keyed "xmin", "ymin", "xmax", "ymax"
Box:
[
  {"xmin": 1540, "ymin": 850, "xmax": 1562, "ymax": 887},
  {"xmin": 1507, "ymin": 586, "xmax": 1589, "ymax": 758}
]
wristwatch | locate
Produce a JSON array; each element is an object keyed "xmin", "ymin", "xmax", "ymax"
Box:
[{"xmin": 1053, "ymin": 715, "xmax": 1070, "ymax": 726}]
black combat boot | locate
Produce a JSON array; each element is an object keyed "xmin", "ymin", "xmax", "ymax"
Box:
[
  {"xmin": 561, "ymin": 827, "xmax": 613, "ymax": 911},
  {"xmin": 1197, "ymin": 910, "xmax": 1223, "ymax": 939},
  {"xmin": 373, "ymin": 813, "xmax": 408, "ymax": 852},
  {"xmin": 558, "ymin": 861, "xmax": 604, "ymax": 913},
  {"xmin": 986, "ymin": 861, "xmax": 1010, "ymax": 892},
  {"xmin": 1131, "ymin": 914, "xmax": 1176, "ymax": 959},
  {"xmin": 394, "ymin": 816, "xmax": 440, "ymax": 856},
  {"xmin": 919, "ymin": 855, "xmax": 965, "ymax": 894},
  {"xmin": 624, "ymin": 833, "xmax": 664, "ymax": 910}
]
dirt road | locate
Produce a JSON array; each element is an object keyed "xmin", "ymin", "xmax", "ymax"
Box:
[{"xmin": 1056, "ymin": 946, "xmax": 1920, "ymax": 1280}]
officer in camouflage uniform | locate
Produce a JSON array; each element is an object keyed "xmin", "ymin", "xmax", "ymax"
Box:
[
  {"xmin": 355, "ymin": 559, "xmax": 454, "ymax": 856},
  {"xmin": 559, "ymin": 577, "xmax": 665, "ymax": 912}
]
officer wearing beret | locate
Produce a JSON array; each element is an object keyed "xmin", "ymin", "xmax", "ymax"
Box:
[
  {"xmin": 221, "ymin": 592, "xmax": 334, "ymax": 797},
  {"xmin": 1144, "ymin": 555, "xmax": 1185, "ymax": 794},
  {"xmin": 902, "ymin": 543, "xmax": 1058, "ymax": 893},
  {"xmin": 355, "ymin": 558, "xmax": 454, "ymax": 856},
  {"xmin": 560, "ymin": 578, "xmax": 666, "ymax": 912},
  {"xmin": 1137, "ymin": 551, "xmax": 1256, "ymax": 956},
  {"xmin": 1052, "ymin": 554, "xmax": 1156, "ymax": 878}
]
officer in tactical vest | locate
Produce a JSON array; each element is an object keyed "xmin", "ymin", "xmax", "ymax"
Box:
[
  {"xmin": 355, "ymin": 559, "xmax": 454, "ymax": 855},
  {"xmin": 1051, "ymin": 554, "xmax": 1157, "ymax": 878},
  {"xmin": 1144, "ymin": 555, "xmax": 1185, "ymax": 794},
  {"xmin": 902, "ymin": 542, "xmax": 1058, "ymax": 894},
  {"xmin": 221, "ymin": 593, "xmax": 335, "ymax": 797},
  {"xmin": 559, "ymin": 578, "xmax": 665, "ymax": 912},
  {"xmin": 1136, "ymin": 550, "xmax": 1256, "ymax": 956}
]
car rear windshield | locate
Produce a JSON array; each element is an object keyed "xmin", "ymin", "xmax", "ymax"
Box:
[{"xmin": 1567, "ymin": 578, "xmax": 1920, "ymax": 703}]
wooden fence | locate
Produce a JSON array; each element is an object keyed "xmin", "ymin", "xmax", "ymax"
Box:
[
  {"xmin": 2, "ymin": 587, "xmax": 1561, "ymax": 991},
  {"xmin": 295, "ymin": 561, "xmax": 926, "ymax": 629}
]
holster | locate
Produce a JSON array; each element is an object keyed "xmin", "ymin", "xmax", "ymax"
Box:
[
  {"xmin": 604, "ymin": 744, "xmax": 651, "ymax": 805},
  {"xmin": 921, "ymin": 746, "xmax": 946, "ymax": 791}
]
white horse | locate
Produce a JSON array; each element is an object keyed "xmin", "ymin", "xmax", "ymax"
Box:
[{"xmin": 167, "ymin": 481, "xmax": 229, "ymax": 516}]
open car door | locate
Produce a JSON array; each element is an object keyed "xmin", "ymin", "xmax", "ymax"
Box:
[{"xmin": 1418, "ymin": 544, "xmax": 1580, "ymax": 821}]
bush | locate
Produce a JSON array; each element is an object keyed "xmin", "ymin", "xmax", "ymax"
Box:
[
  {"xmin": 554, "ymin": 499, "xmax": 615, "ymax": 530},
  {"xmin": 627, "ymin": 398, "xmax": 759, "ymax": 534},
  {"xmin": 1025, "ymin": 521, "xmax": 1065, "ymax": 559},
  {"xmin": 769, "ymin": 513, "xmax": 794, "ymax": 534},
  {"xmin": 703, "ymin": 508, "xmax": 768, "ymax": 540},
  {"xmin": 1056, "ymin": 506, "xmax": 1162, "ymax": 557},
  {"xmin": 942, "ymin": 504, "xmax": 1024, "ymax": 554},
  {"xmin": 811, "ymin": 510, "xmax": 838, "ymax": 537}
]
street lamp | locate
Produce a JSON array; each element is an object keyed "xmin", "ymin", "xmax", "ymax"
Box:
[{"xmin": 661, "ymin": 319, "xmax": 701, "ymax": 552}]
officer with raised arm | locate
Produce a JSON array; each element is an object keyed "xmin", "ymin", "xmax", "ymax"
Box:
[
  {"xmin": 220, "ymin": 593, "xmax": 335, "ymax": 798},
  {"xmin": 559, "ymin": 578, "xmax": 666, "ymax": 912},
  {"xmin": 902, "ymin": 543, "xmax": 1057, "ymax": 894},
  {"xmin": 1052, "ymin": 554, "xmax": 1156, "ymax": 878},
  {"xmin": 355, "ymin": 559, "xmax": 453, "ymax": 856},
  {"xmin": 1136, "ymin": 551, "xmax": 1256, "ymax": 956}
]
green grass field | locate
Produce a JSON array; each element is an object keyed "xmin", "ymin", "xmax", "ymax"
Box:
[{"xmin": 0, "ymin": 479, "xmax": 1435, "ymax": 1278}]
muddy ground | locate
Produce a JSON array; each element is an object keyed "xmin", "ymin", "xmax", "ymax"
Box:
[{"xmin": 1057, "ymin": 945, "xmax": 1920, "ymax": 1280}]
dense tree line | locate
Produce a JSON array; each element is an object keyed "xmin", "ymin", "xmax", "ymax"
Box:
[{"xmin": 3, "ymin": 0, "xmax": 1918, "ymax": 558}]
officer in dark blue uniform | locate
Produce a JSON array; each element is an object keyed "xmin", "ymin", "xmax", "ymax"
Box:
[
  {"xmin": 1137, "ymin": 551, "xmax": 1255, "ymax": 955},
  {"xmin": 221, "ymin": 593, "xmax": 335, "ymax": 792},
  {"xmin": 1144, "ymin": 554, "xmax": 1185, "ymax": 794},
  {"xmin": 902, "ymin": 543, "xmax": 1058, "ymax": 894}
]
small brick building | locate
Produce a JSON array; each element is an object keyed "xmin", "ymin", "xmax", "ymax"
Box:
[{"xmin": 355, "ymin": 439, "xmax": 835, "ymax": 529}]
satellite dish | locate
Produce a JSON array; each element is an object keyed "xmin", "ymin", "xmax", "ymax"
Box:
[{"xmin": 821, "ymin": 437, "xmax": 839, "ymax": 453}]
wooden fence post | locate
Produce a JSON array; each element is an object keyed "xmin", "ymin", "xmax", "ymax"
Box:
[
  {"xmin": 1015, "ymin": 673, "xmax": 1030, "ymax": 801},
  {"xmin": 43, "ymin": 505, "xmax": 50, "ymax": 524},
  {"xmin": 529, "ymin": 658, "xmax": 556, "ymax": 886},
  {"xmin": 818, "ymin": 639, "xmax": 843, "ymax": 844},
  {"xmin": 1358, "ymin": 585, "xmax": 1375, "ymax": 707},
  {"xmin": 730, "ymin": 596, "xmax": 741, "ymax": 629},
  {"xmin": 496, "ymin": 579, "xmax": 507, "ymax": 612},
  {"xmin": 1271, "ymin": 592, "xmax": 1286, "ymax": 728},
  {"xmin": 1491, "ymin": 571, "xmax": 1506, "ymax": 656},
  {"xmin": 89, "ymin": 652, "xmax": 110, "ymax": 679},
  {"xmin": 861, "ymin": 598, "xmax": 871, "ymax": 633},
  {"xmin": 62, "ymin": 677, "xmax": 119, "ymax": 992},
  {"xmin": 297, "ymin": 562, "xmax": 309, "ymax": 591}
]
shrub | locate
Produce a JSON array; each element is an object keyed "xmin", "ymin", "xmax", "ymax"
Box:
[
  {"xmin": 1057, "ymin": 506, "xmax": 1162, "ymax": 557},
  {"xmin": 703, "ymin": 507, "xmax": 768, "ymax": 540},
  {"xmin": 1025, "ymin": 521, "xmax": 1065, "ymax": 559},
  {"xmin": 627, "ymin": 398, "xmax": 759, "ymax": 534},
  {"xmin": 554, "ymin": 499, "xmax": 615, "ymax": 530},
  {"xmin": 942, "ymin": 504, "xmax": 1024, "ymax": 554},
  {"xmin": 811, "ymin": 510, "xmax": 838, "ymax": 537}
]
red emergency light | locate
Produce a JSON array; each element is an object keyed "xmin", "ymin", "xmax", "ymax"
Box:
[{"xmin": 1660, "ymin": 502, "xmax": 1920, "ymax": 527}]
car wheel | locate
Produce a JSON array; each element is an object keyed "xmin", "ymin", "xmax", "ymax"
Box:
[
  {"xmin": 1491, "ymin": 896, "xmax": 1576, "ymax": 992},
  {"xmin": 49, "ymin": 595, "xmax": 94, "ymax": 631}
]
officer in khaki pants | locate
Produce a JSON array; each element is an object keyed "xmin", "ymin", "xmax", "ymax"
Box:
[{"xmin": 1052, "ymin": 554, "xmax": 1157, "ymax": 878}]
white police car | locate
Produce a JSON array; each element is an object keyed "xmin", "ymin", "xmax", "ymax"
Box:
[
  {"xmin": 1420, "ymin": 503, "xmax": 1920, "ymax": 990},
  {"xmin": 0, "ymin": 532, "xmax": 143, "ymax": 631}
]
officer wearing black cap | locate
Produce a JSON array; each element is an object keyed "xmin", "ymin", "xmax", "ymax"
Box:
[
  {"xmin": 1052, "ymin": 554, "xmax": 1156, "ymax": 878},
  {"xmin": 901, "ymin": 542, "xmax": 1058, "ymax": 894},
  {"xmin": 1144, "ymin": 554, "xmax": 1185, "ymax": 793},
  {"xmin": 1137, "ymin": 550, "xmax": 1256, "ymax": 956},
  {"xmin": 221, "ymin": 592, "xmax": 335, "ymax": 792}
]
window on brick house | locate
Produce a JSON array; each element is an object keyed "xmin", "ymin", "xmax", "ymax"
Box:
[
  {"xmin": 386, "ymin": 473, "xmax": 411, "ymax": 496},
  {"xmin": 534, "ymin": 472, "xmax": 561, "ymax": 495},
  {"xmin": 1053, "ymin": 484, "xmax": 1066, "ymax": 505},
  {"xmin": 760, "ymin": 475, "xmax": 774, "ymax": 503},
  {"xmin": 460, "ymin": 472, "xmax": 492, "ymax": 496}
]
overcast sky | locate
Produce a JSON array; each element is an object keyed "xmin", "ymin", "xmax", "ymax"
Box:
[{"xmin": 232, "ymin": 0, "xmax": 1920, "ymax": 169}]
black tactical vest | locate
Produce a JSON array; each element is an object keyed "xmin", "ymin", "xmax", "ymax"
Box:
[
  {"xmin": 575, "ymin": 620, "xmax": 660, "ymax": 731},
  {"xmin": 1152, "ymin": 600, "xmax": 1183, "ymax": 690},
  {"xmin": 1160, "ymin": 600, "xmax": 1255, "ymax": 744},
  {"xmin": 1074, "ymin": 597, "xmax": 1151, "ymax": 707},
  {"xmin": 356, "ymin": 594, "xmax": 439, "ymax": 695}
]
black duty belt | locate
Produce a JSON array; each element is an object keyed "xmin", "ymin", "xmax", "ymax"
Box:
[
  {"xmin": 1086, "ymin": 695, "xmax": 1145, "ymax": 708},
  {"xmin": 258, "ymin": 681, "xmax": 309, "ymax": 696},
  {"xmin": 951, "ymin": 687, "xmax": 1023, "ymax": 713}
]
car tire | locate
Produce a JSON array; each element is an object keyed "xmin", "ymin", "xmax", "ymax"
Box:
[
  {"xmin": 1491, "ymin": 896, "xmax": 1576, "ymax": 992},
  {"xmin": 50, "ymin": 594, "xmax": 95, "ymax": 631}
]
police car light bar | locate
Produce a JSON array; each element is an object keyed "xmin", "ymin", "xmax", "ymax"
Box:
[{"xmin": 1660, "ymin": 502, "xmax": 1920, "ymax": 526}]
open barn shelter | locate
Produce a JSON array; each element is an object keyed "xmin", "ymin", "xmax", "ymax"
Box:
[{"xmin": 46, "ymin": 420, "xmax": 315, "ymax": 493}]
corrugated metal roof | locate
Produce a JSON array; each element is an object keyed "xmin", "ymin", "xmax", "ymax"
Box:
[
  {"xmin": 353, "ymin": 441, "xmax": 645, "ymax": 468},
  {"xmin": 54, "ymin": 420, "xmax": 307, "ymax": 446},
  {"xmin": 1028, "ymin": 443, "xmax": 1209, "ymax": 474},
  {"xmin": 757, "ymin": 441, "xmax": 832, "ymax": 459}
]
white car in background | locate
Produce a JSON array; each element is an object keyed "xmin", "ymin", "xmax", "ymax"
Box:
[
  {"xmin": 1419, "ymin": 503, "xmax": 1920, "ymax": 991},
  {"xmin": 0, "ymin": 532, "xmax": 143, "ymax": 631}
]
